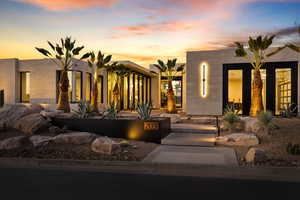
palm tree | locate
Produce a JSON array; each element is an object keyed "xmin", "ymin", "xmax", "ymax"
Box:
[
  {"xmin": 153, "ymin": 59, "xmax": 184, "ymax": 113},
  {"xmin": 287, "ymin": 27, "xmax": 300, "ymax": 53},
  {"xmin": 107, "ymin": 62, "xmax": 131, "ymax": 110},
  {"xmin": 36, "ymin": 37, "xmax": 85, "ymax": 113},
  {"xmin": 235, "ymin": 35, "xmax": 285, "ymax": 116},
  {"xmin": 82, "ymin": 51, "xmax": 112, "ymax": 112}
]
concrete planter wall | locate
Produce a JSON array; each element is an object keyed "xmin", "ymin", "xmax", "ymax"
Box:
[{"xmin": 52, "ymin": 117, "xmax": 171, "ymax": 144}]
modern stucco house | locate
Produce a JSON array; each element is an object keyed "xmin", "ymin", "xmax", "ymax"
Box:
[
  {"xmin": 186, "ymin": 48, "xmax": 300, "ymax": 116},
  {"xmin": 1, "ymin": 47, "xmax": 299, "ymax": 116},
  {"xmin": 0, "ymin": 58, "xmax": 160, "ymax": 111}
]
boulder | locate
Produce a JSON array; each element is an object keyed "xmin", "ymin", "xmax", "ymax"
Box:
[
  {"xmin": 241, "ymin": 117, "xmax": 261, "ymax": 133},
  {"xmin": 29, "ymin": 135, "xmax": 53, "ymax": 147},
  {"xmin": 53, "ymin": 132, "xmax": 97, "ymax": 145},
  {"xmin": 0, "ymin": 104, "xmax": 43, "ymax": 128},
  {"xmin": 245, "ymin": 148, "xmax": 268, "ymax": 163},
  {"xmin": 216, "ymin": 133, "xmax": 259, "ymax": 146},
  {"xmin": 0, "ymin": 136, "xmax": 29, "ymax": 150},
  {"xmin": 160, "ymin": 113, "xmax": 181, "ymax": 123},
  {"xmin": 14, "ymin": 113, "xmax": 50, "ymax": 136},
  {"xmin": 0, "ymin": 121, "xmax": 6, "ymax": 132},
  {"xmin": 49, "ymin": 126, "xmax": 65, "ymax": 135},
  {"xmin": 91, "ymin": 137, "xmax": 120, "ymax": 155}
]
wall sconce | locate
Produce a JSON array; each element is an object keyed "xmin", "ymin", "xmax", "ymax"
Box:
[{"xmin": 200, "ymin": 62, "xmax": 208, "ymax": 98}]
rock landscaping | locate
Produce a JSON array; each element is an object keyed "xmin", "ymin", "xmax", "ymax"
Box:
[{"xmin": 219, "ymin": 117, "xmax": 300, "ymax": 167}]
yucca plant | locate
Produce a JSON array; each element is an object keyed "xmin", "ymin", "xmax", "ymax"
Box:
[
  {"xmin": 153, "ymin": 59, "xmax": 185, "ymax": 113},
  {"xmin": 257, "ymin": 111, "xmax": 276, "ymax": 135},
  {"xmin": 73, "ymin": 100, "xmax": 93, "ymax": 119},
  {"xmin": 81, "ymin": 51, "xmax": 112, "ymax": 113},
  {"xmin": 235, "ymin": 35, "xmax": 285, "ymax": 116},
  {"xmin": 36, "ymin": 37, "xmax": 85, "ymax": 113},
  {"xmin": 224, "ymin": 103, "xmax": 240, "ymax": 115},
  {"xmin": 137, "ymin": 103, "xmax": 152, "ymax": 120}
]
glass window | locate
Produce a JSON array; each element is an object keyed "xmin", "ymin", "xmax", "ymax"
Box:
[
  {"xmin": 67, "ymin": 71, "xmax": 73, "ymax": 102},
  {"xmin": 129, "ymin": 73, "xmax": 134, "ymax": 108},
  {"xmin": 20, "ymin": 72, "xmax": 30, "ymax": 102},
  {"xmin": 123, "ymin": 76, "xmax": 128, "ymax": 109},
  {"xmin": 134, "ymin": 74, "xmax": 139, "ymax": 105},
  {"xmin": 276, "ymin": 68, "xmax": 292, "ymax": 115},
  {"xmin": 160, "ymin": 77, "xmax": 182, "ymax": 108},
  {"xmin": 147, "ymin": 78, "xmax": 151, "ymax": 103},
  {"xmin": 86, "ymin": 73, "xmax": 92, "ymax": 102},
  {"xmin": 139, "ymin": 75, "xmax": 143, "ymax": 104},
  {"xmin": 97, "ymin": 75, "xmax": 103, "ymax": 103},
  {"xmin": 75, "ymin": 71, "xmax": 82, "ymax": 102},
  {"xmin": 228, "ymin": 70, "xmax": 243, "ymax": 114}
]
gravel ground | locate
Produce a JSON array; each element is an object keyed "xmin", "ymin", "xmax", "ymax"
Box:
[
  {"xmin": 220, "ymin": 118, "xmax": 300, "ymax": 167},
  {"xmin": 0, "ymin": 130, "xmax": 158, "ymax": 161}
]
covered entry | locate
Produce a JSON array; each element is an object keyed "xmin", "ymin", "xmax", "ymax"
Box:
[{"xmin": 223, "ymin": 62, "xmax": 298, "ymax": 115}]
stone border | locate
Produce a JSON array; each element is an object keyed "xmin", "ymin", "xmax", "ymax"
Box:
[{"xmin": 0, "ymin": 157, "xmax": 300, "ymax": 182}]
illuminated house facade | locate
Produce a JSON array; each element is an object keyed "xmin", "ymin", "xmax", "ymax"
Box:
[
  {"xmin": 186, "ymin": 48, "xmax": 300, "ymax": 116},
  {"xmin": 0, "ymin": 58, "xmax": 159, "ymax": 110}
]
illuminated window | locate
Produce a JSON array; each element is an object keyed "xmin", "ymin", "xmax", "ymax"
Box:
[
  {"xmin": 20, "ymin": 72, "xmax": 30, "ymax": 102},
  {"xmin": 86, "ymin": 73, "xmax": 92, "ymax": 102},
  {"xmin": 201, "ymin": 63, "xmax": 208, "ymax": 97}
]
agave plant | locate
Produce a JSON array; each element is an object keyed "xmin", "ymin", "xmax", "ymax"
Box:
[
  {"xmin": 36, "ymin": 37, "xmax": 85, "ymax": 113},
  {"xmin": 81, "ymin": 51, "xmax": 112, "ymax": 113},
  {"xmin": 257, "ymin": 111, "xmax": 276, "ymax": 135},
  {"xmin": 137, "ymin": 103, "xmax": 152, "ymax": 120},
  {"xmin": 102, "ymin": 101, "xmax": 119, "ymax": 119},
  {"xmin": 73, "ymin": 100, "xmax": 93, "ymax": 119},
  {"xmin": 280, "ymin": 103, "xmax": 298, "ymax": 118},
  {"xmin": 223, "ymin": 112, "xmax": 240, "ymax": 132},
  {"xmin": 235, "ymin": 36, "xmax": 285, "ymax": 116}
]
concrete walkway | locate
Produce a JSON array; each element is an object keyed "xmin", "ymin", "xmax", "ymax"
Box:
[
  {"xmin": 162, "ymin": 133, "xmax": 216, "ymax": 147},
  {"xmin": 143, "ymin": 146, "xmax": 238, "ymax": 166},
  {"xmin": 171, "ymin": 123, "xmax": 217, "ymax": 134}
]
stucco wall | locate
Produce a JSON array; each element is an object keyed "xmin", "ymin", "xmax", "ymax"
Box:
[
  {"xmin": 186, "ymin": 48, "xmax": 300, "ymax": 115},
  {"xmin": 0, "ymin": 59, "xmax": 18, "ymax": 104}
]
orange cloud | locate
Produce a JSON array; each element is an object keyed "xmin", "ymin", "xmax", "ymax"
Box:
[{"xmin": 13, "ymin": 0, "xmax": 118, "ymax": 11}]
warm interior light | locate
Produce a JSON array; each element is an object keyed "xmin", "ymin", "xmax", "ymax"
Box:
[{"xmin": 200, "ymin": 62, "xmax": 208, "ymax": 98}]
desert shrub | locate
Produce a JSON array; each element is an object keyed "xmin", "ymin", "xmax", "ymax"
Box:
[
  {"xmin": 280, "ymin": 103, "xmax": 297, "ymax": 118},
  {"xmin": 102, "ymin": 101, "xmax": 119, "ymax": 119},
  {"xmin": 257, "ymin": 111, "xmax": 276, "ymax": 134},
  {"xmin": 137, "ymin": 103, "xmax": 152, "ymax": 120},
  {"xmin": 73, "ymin": 101, "xmax": 93, "ymax": 119},
  {"xmin": 287, "ymin": 143, "xmax": 300, "ymax": 155},
  {"xmin": 223, "ymin": 112, "xmax": 240, "ymax": 132}
]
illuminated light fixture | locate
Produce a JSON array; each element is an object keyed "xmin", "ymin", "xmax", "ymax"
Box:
[{"xmin": 200, "ymin": 62, "xmax": 208, "ymax": 98}]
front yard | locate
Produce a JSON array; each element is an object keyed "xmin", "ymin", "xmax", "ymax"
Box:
[{"xmin": 219, "ymin": 117, "xmax": 300, "ymax": 167}]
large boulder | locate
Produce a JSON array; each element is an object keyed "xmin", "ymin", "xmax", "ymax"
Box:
[
  {"xmin": 160, "ymin": 113, "xmax": 181, "ymax": 123},
  {"xmin": 0, "ymin": 104, "xmax": 43, "ymax": 128},
  {"xmin": 91, "ymin": 137, "xmax": 120, "ymax": 155},
  {"xmin": 13, "ymin": 113, "xmax": 50, "ymax": 136},
  {"xmin": 0, "ymin": 121, "xmax": 6, "ymax": 132},
  {"xmin": 29, "ymin": 135, "xmax": 53, "ymax": 147},
  {"xmin": 49, "ymin": 126, "xmax": 66, "ymax": 135},
  {"xmin": 245, "ymin": 148, "xmax": 268, "ymax": 163},
  {"xmin": 216, "ymin": 133, "xmax": 259, "ymax": 146},
  {"xmin": 53, "ymin": 132, "xmax": 97, "ymax": 145},
  {"xmin": 241, "ymin": 117, "xmax": 261, "ymax": 133},
  {"xmin": 0, "ymin": 136, "xmax": 29, "ymax": 150}
]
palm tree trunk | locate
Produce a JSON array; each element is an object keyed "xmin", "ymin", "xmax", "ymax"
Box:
[
  {"xmin": 57, "ymin": 70, "xmax": 70, "ymax": 113},
  {"xmin": 250, "ymin": 69, "xmax": 264, "ymax": 116},
  {"xmin": 167, "ymin": 80, "xmax": 176, "ymax": 113},
  {"xmin": 91, "ymin": 77, "xmax": 99, "ymax": 113}
]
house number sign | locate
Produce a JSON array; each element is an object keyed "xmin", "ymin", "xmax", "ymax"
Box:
[{"xmin": 144, "ymin": 122, "xmax": 159, "ymax": 131}]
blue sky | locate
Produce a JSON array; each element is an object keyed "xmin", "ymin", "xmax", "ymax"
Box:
[{"xmin": 0, "ymin": 0, "xmax": 300, "ymax": 66}]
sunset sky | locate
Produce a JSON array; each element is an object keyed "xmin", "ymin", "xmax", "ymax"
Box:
[{"xmin": 0, "ymin": 0, "xmax": 300, "ymax": 67}]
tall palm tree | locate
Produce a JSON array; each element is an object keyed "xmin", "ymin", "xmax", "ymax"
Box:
[
  {"xmin": 82, "ymin": 51, "xmax": 112, "ymax": 112},
  {"xmin": 107, "ymin": 62, "xmax": 131, "ymax": 110},
  {"xmin": 235, "ymin": 35, "xmax": 285, "ymax": 116},
  {"xmin": 153, "ymin": 59, "xmax": 184, "ymax": 113},
  {"xmin": 287, "ymin": 27, "xmax": 300, "ymax": 53},
  {"xmin": 36, "ymin": 37, "xmax": 85, "ymax": 113}
]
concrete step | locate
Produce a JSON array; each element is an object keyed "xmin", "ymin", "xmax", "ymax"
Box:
[
  {"xmin": 162, "ymin": 133, "xmax": 216, "ymax": 147},
  {"xmin": 171, "ymin": 123, "xmax": 217, "ymax": 134}
]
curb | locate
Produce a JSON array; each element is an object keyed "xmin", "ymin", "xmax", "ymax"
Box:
[{"xmin": 0, "ymin": 157, "xmax": 300, "ymax": 182}]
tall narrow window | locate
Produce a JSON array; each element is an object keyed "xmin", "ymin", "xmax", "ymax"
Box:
[
  {"xmin": 20, "ymin": 72, "xmax": 30, "ymax": 102},
  {"xmin": 97, "ymin": 75, "xmax": 103, "ymax": 104},
  {"xmin": 67, "ymin": 71, "xmax": 73, "ymax": 102},
  {"xmin": 275, "ymin": 68, "xmax": 292, "ymax": 115},
  {"xmin": 201, "ymin": 63, "xmax": 208, "ymax": 97},
  {"xmin": 228, "ymin": 70, "xmax": 243, "ymax": 114},
  {"xmin": 86, "ymin": 73, "xmax": 92, "ymax": 102},
  {"xmin": 75, "ymin": 71, "xmax": 82, "ymax": 102}
]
